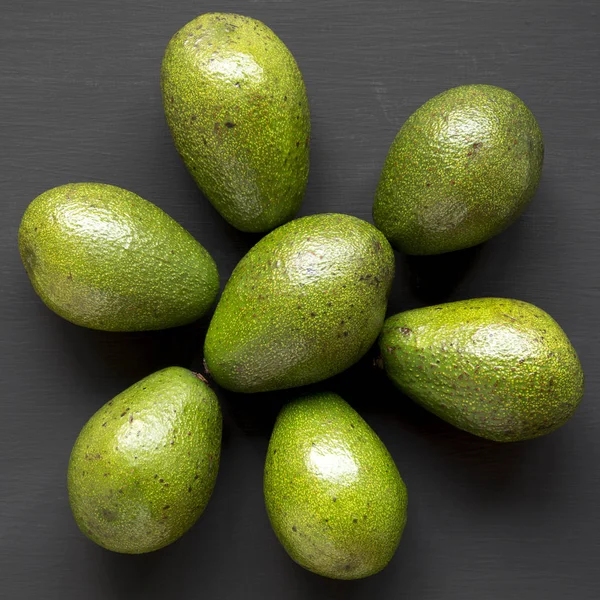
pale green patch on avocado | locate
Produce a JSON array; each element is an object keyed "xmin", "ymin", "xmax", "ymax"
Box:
[
  {"xmin": 18, "ymin": 183, "xmax": 219, "ymax": 331},
  {"xmin": 161, "ymin": 12, "xmax": 310, "ymax": 232},
  {"xmin": 264, "ymin": 392, "xmax": 408, "ymax": 579},
  {"xmin": 379, "ymin": 298, "xmax": 584, "ymax": 442},
  {"xmin": 374, "ymin": 84, "xmax": 544, "ymax": 255},
  {"xmin": 204, "ymin": 213, "xmax": 395, "ymax": 392},
  {"xmin": 67, "ymin": 367, "xmax": 222, "ymax": 554}
]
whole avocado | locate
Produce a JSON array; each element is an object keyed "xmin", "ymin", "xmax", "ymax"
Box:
[
  {"xmin": 18, "ymin": 183, "xmax": 219, "ymax": 331},
  {"xmin": 264, "ymin": 392, "xmax": 408, "ymax": 580},
  {"xmin": 68, "ymin": 367, "xmax": 222, "ymax": 554},
  {"xmin": 161, "ymin": 13, "xmax": 310, "ymax": 232},
  {"xmin": 204, "ymin": 213, "xmax": 395, "ymax": 392},
  {"xmin": 379, "ymin": 298, "xmax": 584, "ymax": 442},
  {"xmin": 373, "ymin": 84, "xmax": 544, "ymax": 254}
]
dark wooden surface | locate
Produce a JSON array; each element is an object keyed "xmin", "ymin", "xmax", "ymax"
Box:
[{"xmin": 1, "ymin": 1, "xmax": 598, "ymax": 598}]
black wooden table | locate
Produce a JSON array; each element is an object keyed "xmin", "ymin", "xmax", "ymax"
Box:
[{"xmin": 1, "ymin": 1, "xmax": 598, "ymax": 598}]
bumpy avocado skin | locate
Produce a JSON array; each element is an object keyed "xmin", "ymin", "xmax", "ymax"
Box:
[
  {"xmin": 204, "ymin": 214, "xmax": 395, "ymax": 393},
  {"xmin": 18, "ymin": 183, "xmax": 219, "ymax": 331},
  {"xmin": 67, "ymin": 367, "xmax": 222, "ymax": 554},
  {"xmin": 264, "ymin": 393, "xmax": 408, "ymax": 580},
  {"xmin": 380, "ymin": 298, "xmax": 584, "ymax": 442},
  {"xmin": 373, "ymin": 84, "xmax": 544, "ymax": 255},
  {"xmin": 161, "ymin": 13, "xmax": 310, "ymax": 232}
]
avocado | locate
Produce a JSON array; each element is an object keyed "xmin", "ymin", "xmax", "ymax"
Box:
[
  {"xmin": 373, "ymin": 84, "xmax": 544, "ymax": 254},
  {"xmin": 68, "ymin": 367, "xmax": 222, "ymax": 553},
  {"xmin": 19, "ymin": 183, "xmax": 219, "ymax": 331},
  {"xmin": 264, "ymin": 392, "xmax": 407, "ymax": 579},
  {"xmin": 204, "ymin": 214, "xmax": 395, "ymax": 392},
  {"xmin": 161, "ymin": 13, "xmax": 310, "ymax": 232},
  {"xmin": 379, "ymin": 298, "xmax": 584, "ymax": 442}
]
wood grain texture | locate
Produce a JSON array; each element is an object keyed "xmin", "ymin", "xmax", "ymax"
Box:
[{"xmin": 1, "ymin": 0, "xmax": 598, "ymax": 598}]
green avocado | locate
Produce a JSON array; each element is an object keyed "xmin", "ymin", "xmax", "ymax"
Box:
[
  {"xmin": 18, "ymin": 183, "xmax": 219, "ymax": 331},
  {"xmin": 68, "ymin": 367, "xmax": 222, "ymax": 554},
  {"xmin": 264, "ymin": 392, "xmax": 408, "ymax": 579},
  {"xmin": 373, "ymin": 84, "xmax": 544, "ymax": 255},
  {"xmin": 379, "ymin": 298, "xmax": 584, "ymax": 442},
  {"xmin": 204, "ymin": 214, "xmax": 395, "ymax": 392},
  {"xmin": 161, "ymin": 13, "xmax": 310, "ymax": 232}
]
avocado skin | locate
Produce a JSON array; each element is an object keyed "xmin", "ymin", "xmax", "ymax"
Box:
[
  {"xmin": 161, "ymin": 13, "xmax": 310, "ymax": 232},
  {"xmin": 67, "ymin": 367, "xmax": 222, "ymax": 554},
  {"xmin": 204, "ymin": 214, "xmax": 395, "ymax": 393},
  {"xmin": 264, "ymin": 392, "xmax": 408, "ymax": 580},
  {"xmin": 18, "ymin": 183, "xmax": 219, "ymax": 331},
  {"xmin": 379, "ymin": 298, "xmax": 584, "ymax": 442},
  {"xmin": 373, "ymin": 84, "xmax": 544, "ymax": 255}
]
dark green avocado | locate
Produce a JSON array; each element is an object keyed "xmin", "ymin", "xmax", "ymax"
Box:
[
  {"xmin": 68, "ymin": 367, "xmax": 222, "ymax": 553},
  {"xmin": 374, "ymin": 84, "xmax": 544, "ymax": 254},
  {"xmin": 204, "ymin": 213, "xmax": 395, "ymax": 392},
  {"xmin": 18, "ymin": 182, "xmax": 219, "ymax": 331},
  {"xmin": 379, "ymin": 298, "xmax": 584, "ymax": 442},
  {"xmin": 161, "ymin": 13, "xmax": 310, "ymax": 232},
  {"xmin": 264, "ymin": 392, "xmax": 408, "ymax": 579}
]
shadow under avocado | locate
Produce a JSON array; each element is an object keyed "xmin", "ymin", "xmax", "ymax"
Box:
[
  {"xmin": 399, "ymin": 243, "xmax": 484, "ymax": 305},
  {"xmin": 46, "ymin": 310, "xmax": 212, "ymax": 394},
  {"xmin": 216, "ymin": 343, "xmax": 445, "ymax": 443},
  {"xmin": 83, "ymin": 503, "xmax": 226, "ymax": 600},
  {"xmin": 215, "ymin": 386, "xmax": 284, "ymax": 442},
  {"xmin": 97, "ymin": 544, "xmax": 166, "ymax": 599}
]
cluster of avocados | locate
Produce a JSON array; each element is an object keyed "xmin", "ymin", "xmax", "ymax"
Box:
[{"xmin": 18, "ymin": 13, "xmax": 584, "ymax": 580}]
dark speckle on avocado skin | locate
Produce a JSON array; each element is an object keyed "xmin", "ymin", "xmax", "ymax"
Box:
[
  {"xmin": 379, "ymin": 298, "xmax": 584, "ymax": 442},
  {"xmin": 373, "ymin": 84, "xmax": 544, "ymax": 255},
  {"xmin": 204, "ymin": 214, "xmax": 395, "ymax": 393},
  {"xmin": 67, "ymin": 367, "xmax": 222, "ymax": 554},
  {"xmin": 264, "ymin": 393, "xmax": 408, "ymax": 580},
  {"xmin": 161, "ymin": 12, "xmax": 310, "ymax": 233}
]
